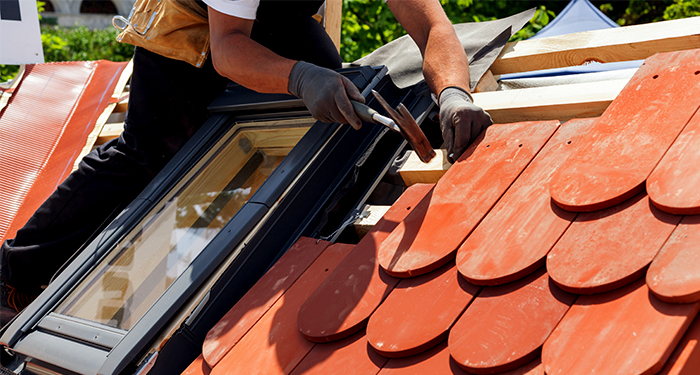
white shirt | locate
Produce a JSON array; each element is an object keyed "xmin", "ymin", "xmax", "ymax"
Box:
[{"xmin": 202, "ymin": 0, "xmax": 260, "ymax": 20}]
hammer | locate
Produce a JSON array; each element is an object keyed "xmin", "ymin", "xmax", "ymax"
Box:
[{"xmin": 351, "ymin": 90, "xmax": 436, "ymax": 163}]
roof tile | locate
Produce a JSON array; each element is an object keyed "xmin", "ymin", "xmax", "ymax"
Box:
[
  {"xmin": 549, "ymin": 49, "xmax": 700, "ymax": 212},
  {"xmin": 456, "ymin": 118, "xmax": 594, "ymax": 285},
  {"xmin": 210, "ymin": 243, "xmax": 354, "ymax": 375},
  {"xmin": 647, "ymin": 108, "xmax": 700, "ymax": 215},
  {"xmin": 658, "ymin": 313, "xmax": 700, "ymax": 374},
  {"xmin": 203, "ymin": 237, "xmax": 332, "ymax": 367},
  {"xmin": 647, "ymin": 215, "xmax": 700, "ymax": 303},
  {"xmin": 547, "ymin": 192, "xmax": 681, "ymax": 294},
  {"xmin": 542, "ymin": 278, "xmax": 700, "ymax": 375},
  {"xmin": 290, "ymin": 331, "xmax": 387, "ymax": 375},
  {"xmin": 377, "ymin": 120, "xmax": 560, "ymax": 278},
  {"xmin": 367, "ymin": 262, "xmax": 479, "ymax": 358},
  {"xmin": 297, "ymin": 184, "xmax": 433, "ymax": 343},
  {"xmin": 0, "ymin": 61, "xmax": 127, "ymax": 242},
  {"xmin": 449, "ymin": 268, "xmax": 574, "ymax": 373}
]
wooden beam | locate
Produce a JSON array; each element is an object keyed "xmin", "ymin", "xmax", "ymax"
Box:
[
  {"xmin": 473, "ymin": 78, "xmax": 629, "ymax": 124},
  {"xmin": 324, "ymin": 0, "xmax": 342, "ymax": 53},
  {"xmin": 399, "ymin": 149, "xmax": 452, "ymax": 186},
  {"xmin": 491, "ymin": 16, "xmax": 700, "ymax": 75},
  {"xmin": 354, "ymin": 205, "xmax": 391, "ymax": 238},
  {"xmin": 474, "ymin": 70, "xmax": 499, "ymax": 93}
]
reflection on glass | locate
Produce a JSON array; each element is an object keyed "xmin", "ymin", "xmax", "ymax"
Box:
[{"xmin": 55, "ymin": 121, "xmax": 312, "ymax": 330}]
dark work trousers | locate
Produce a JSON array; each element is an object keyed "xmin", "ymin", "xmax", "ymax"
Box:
[{"xmin": 2, "ymin": 15, "xmax": 341, "ymax": 295}]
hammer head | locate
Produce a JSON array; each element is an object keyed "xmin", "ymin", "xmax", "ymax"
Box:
[{"xmin": 371, "ymin": 90, "xmax": 436, "ymax": 163}]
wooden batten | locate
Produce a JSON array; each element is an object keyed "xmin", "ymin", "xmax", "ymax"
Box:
[
  {"xmin": 474, "ymin": 78, "xmax": 629, "ymax": 124},
  {"xmin": 324, "ymin": 0, "xmax": 343, "ymax": 53},
  {"xmin": 491, "ymin": 16, "xmax": 700, "ymax": 75},
  {"xmin": 474, "ymin": 70, "xmax": 500, "ymax": 93},
  {"xmin": 354, "ymin": 204, "xmax": 391, "ymax": 238},
  {"xmin": 399, "ymin": 149, "xmax": 453, "ymax": 186}
]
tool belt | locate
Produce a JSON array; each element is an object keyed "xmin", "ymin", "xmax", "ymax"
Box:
[{"xmin": 113, "ymin": 0, "xmax": 209, "ymax": 68}]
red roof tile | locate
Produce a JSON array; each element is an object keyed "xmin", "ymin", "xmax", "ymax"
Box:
[
  {"xmin": 186, "ymin": 49, "xmax": 700, "ymax": 375},
  {"xmin": 647, "ymin": 108, "xmax": 700, "ymax": 215},
  {"xmin": 547, "ymin": 192, "xmax": 680, "ymax": 294},
  {"xmin": 290, "ymin": 331, "xmax": 387, "ymax": 375},
  {"xmin": 549, "ymin": 50, "xmax": 700, "ymax": 212},
  {"xmin": 542, "ymin": 279, "xmax": 700, "ymax": 375},
  {"xmin": 367, "ymin": 262, "xmax": 478, "ymax": 358},
  {"xmin": 182, "ymin": 354, "xmax": 211, "ymax": 375},
  {"xmin": 377, "ymin": 120, "xmax": 559, "ymax": 278},
  {"xmin": 658, "ymin": 314, "xmax": 700, "ymax": 374},
  {"xmin": 210, "ymin": 243, "xmax": 354, "ymax": 375},
  {"xmin": 647, "ymin": 215, "xmax": 700, "ymax": 303},
  {"xmin": 203, "ymin": 237, "xmax": 333, "ymax": 367},
  {"xmin": 449, "ymin": 268, "xmax": 574, "ymax": 374},
  {"xmin": 0, "ymin": 61, "xmax": 127, "ymax": 243},
  {"xmin": 456, "ymin": 118, "xmax": 593, "ymax": 286},
  {"xmin": 298, "ymin": 183, "xmax": 433, "ymax": 343}
]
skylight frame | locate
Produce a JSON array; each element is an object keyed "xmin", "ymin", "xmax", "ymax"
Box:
[{"xmin": 0, "ymin": 66, "xmax": 406, "ymax": 375}]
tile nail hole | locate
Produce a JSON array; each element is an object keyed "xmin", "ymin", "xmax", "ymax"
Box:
[
  {"xmin": 566, "ymin": 140, "xmax": 572, "ymax": 144},
  {"xmin": 653, "ymin": 74, "xmax": 659, "ymax": 79},
  {"xmin": 324, "ymin": 268, "xmax": 329, "ymax": 272},
  {"xmin": 518, "ymin": 144, "xmax": 523, "ymax": 147},
  {"xmin": 486, "ymin": 144, "xmax": 490, "ymax": 148},
  {"xmin": 406, "ymin": 206, "xmax": 411, "ymax": 210},
  {"xmin": 695, "ymin": 71, "xmax": 700, "ymax": 75}
]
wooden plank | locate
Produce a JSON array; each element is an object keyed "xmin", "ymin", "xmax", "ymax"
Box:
[
  {"xmin": 324, "ymin": 0, "xmax": 342, "ymax": 52},
  {"xmin": 399, "ymin": 149, "xmax": 452, "ymax": 186},
  {"xmin": 491, "ymin": 16, "xmax": 700, "ymax": 75},
  {"xmin": 353, "ymin": 204, "xmax": 391, "ymax": 238},
  {"xmin": 96, "ymin": 123, "xmax": 125, "ymax": 145},
  {"xmin": 473, "ymin": 78, "xmax": 627, "ymax": 124},
  {"xmin": 474, "ymin": 70, "xmax": 499, "ymax": 93}
]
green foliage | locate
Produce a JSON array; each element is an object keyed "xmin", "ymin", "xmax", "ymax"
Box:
[
  {"xmin": 0, "ymin": 65, "xmax": 19, "ymax": 83},
  {"xmin": 664, "ymin": 0, "xmax": 700, "ymax": 19},
  {"xmin": 340, "ymin": 0, "xmax": 405, "ymax": 62},
  {"xmin": 339, "ymin": 0, "xmax": 700, "ymax": 62},
  {"xmin": 340, "ymin": 0, "xmax": 565, "ymax": 62},
  {"xmin": 40, "ymin": 26, "xmax": 133, "ymax": 63}
]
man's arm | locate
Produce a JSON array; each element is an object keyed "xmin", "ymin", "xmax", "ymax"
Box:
[
  {"xmin": 208, "ymin": 8, "xmax": 295, "ymax": 93},
  {"xmin": 386, "ymin": 0, "xmax": 493, "ymax": 163},
  {"xmin": 207, "ymin": 7, "xmax": 364, "ymax": 128},
  {"xmin": 385, "ymin": 0, "xmax": 470, "ymax": 96}
]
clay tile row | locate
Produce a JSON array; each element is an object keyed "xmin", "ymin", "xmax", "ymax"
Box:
[{"xmin": 187, "ymin": 49, "xmax": 700, "ymax": 375}]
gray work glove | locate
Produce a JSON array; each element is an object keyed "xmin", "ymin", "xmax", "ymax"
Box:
[
  {"xmin": 288, "ymin": 61, "xmax": 365, "ymax": 129},
  {"xmin": 438, "ymin": 87, "xmax": 493, "ymax": 163}
]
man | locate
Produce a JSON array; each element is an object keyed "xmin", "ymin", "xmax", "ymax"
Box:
[{"xmin": 0, "ymin": 0, "xmax": 491, "ymax": 325}]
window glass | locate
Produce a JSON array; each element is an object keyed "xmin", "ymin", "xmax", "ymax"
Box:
[{"xmin": 55, "ymin": 120, "xmax": 312, "ymax": 330}]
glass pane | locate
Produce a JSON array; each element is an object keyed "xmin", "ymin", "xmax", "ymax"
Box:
[{"xmin": 55, "ymin": 120, "xmax": 313, "ymax": 330}]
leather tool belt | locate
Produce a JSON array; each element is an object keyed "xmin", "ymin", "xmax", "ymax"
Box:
[{"xmin": 113, "ymin": 0, "xmax": 209, "ymax": 68}]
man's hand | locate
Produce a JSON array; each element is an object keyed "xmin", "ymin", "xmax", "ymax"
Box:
[
  {"xmin": 439, "ymin": 87, "xmax": 493, "ymax": 163},
  {"xmin": 288, "ymin": 61, "xmax": 365, "ymax": 129}
]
